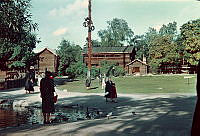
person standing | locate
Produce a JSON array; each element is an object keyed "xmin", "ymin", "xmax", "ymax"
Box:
[
  {"xmin": 104, "ymin": 77, "xmax": 112, "ymax": 102},
  {"xmin": 25, "ymin": 71, "xmax": 34, "ymax": 94},
  {"xmin": 110, "ymin": 82, "xmax": 117, "ymax": 103},
  {"xmin": 40, "ymin": 71, "xmax": 55, "ymax": 124},
  {"xmin": 101, "ymin": 74, "xmax": 106, "ymax": 90},
  {"xmin": 37, "ymin": 73, "xmax": 43, "ymax": 87},
  {"xmin": 191, "ymin": 60, "xmax": 200, "ymax": 136}
]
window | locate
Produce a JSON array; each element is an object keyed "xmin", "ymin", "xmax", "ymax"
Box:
[{"xmin": 132, "ymin": 67, "xmax": 140, "ymax": 73}]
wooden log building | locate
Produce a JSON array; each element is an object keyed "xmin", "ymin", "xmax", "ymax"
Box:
[
  {"xmin": 127, "ymin": 59, "xmax": 148, "ymax": 75},
  {"xmin": 0, "ymin": 48, "xmax": 58, "ymax": 90},
  {"xmin": 82, "ymin": 46, "xmax": 136, "ymax": 68},
  {"xmin": 35, "ymin": 48, "xmax": 58, "ymax": 74}
]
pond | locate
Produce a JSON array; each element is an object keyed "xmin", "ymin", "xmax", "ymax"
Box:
[{"xmin": 0, "ymin": 104, "xmax": 106, "ymax": 130}]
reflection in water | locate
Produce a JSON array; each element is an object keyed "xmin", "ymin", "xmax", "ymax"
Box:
[
  {"xmin": 0, "ymin": 106, "xmax": 104, "ymax": 129},
  {"xmin": 0, "ymin": 108, "xmax": 18, "ymax": 128},
  {"xmin": 0, "ymin": 107, "xmax": 41, "ymax": 128}
]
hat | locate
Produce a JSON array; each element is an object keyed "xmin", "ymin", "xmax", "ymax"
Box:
[
  {"xmin": 45, "ymin": 71, "xmax": 52, "ymax": 78},
  {"xmin": 30, "ymin": 66, "xmax": 34, "ymax": 69}
]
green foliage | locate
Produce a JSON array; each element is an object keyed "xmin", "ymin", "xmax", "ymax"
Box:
[
  {"xmin": 133, "ymin": 27, "xmax": 158, "ymax": 60},
  {"xmin": 92, "ymin": 39, "xmax": 101, "ymax": 47},
  {"xmin": 159, "ymin": 21, "xmax": 177, "ymax": 36},
  {"xmin": 0, "ymin": 0, "xmax": 38, "ymax": 43},
  {"xmin": 83, "ymin": 39, "xmax": 101, "ymax": 48},
  {"xmin": 0, "ymin": 0, "xmax": 39, "ymax": 69},
  {"xmin": 8, "ymin": 61, "xmax": 26, "ymax": 68},
  {"xmin": 149, "ymin": 35, "xmax": 180, "ymax": 73},
  {"xmin": 134, "ymin": 22, "xmax": 183, "ymax": 73},
  {"xmin": 99, "ymin": 60, "xmax": 115, "ymax": 75},
  {"xmin": 98, "ymin": 18, "xmax": 134, "ymax": 46},
  {"xmin": 91, "ymin": 67, "xmax": 100, "ymax": 78},
  {"xmin": 113, "ymin": 66, "xmax": 126, "ymax": 76},
  {"xmin": 65, "ymin": 60, "xmax": 87, "ymax": 78},
  {"xmin": 180, "ymin": 18, "xmax": 200, "ymax": 65},
  {"xmin": 56, "ymin": 39, "xmax": 82, "ymax": 75},
  {"xmin": 99, "ymin": 60, "xmax": 125, "ymax": 77},
  {"xmin": 133, "ymin": 35, "xmax": 148, "ymax": 59}
]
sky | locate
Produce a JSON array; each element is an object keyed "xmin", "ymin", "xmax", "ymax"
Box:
[{"xmin": 30, "ymin": 0, "xmax": 200, "ymax": 51}]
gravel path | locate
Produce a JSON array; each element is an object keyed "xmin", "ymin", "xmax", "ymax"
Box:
[{"xmin": 0, "ymin": 86, "xmax": 197, "ymax": 136}]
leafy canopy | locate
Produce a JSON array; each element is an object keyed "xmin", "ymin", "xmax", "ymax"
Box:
[
  {"xmin": 180, "ymin": 18, "xmax": 200, "ymax": 65},
  {"xmin": 56, "ymin": 39, "xmax": 82, "ymax": 75},
  {"xmin": 98, "ymin": 18, "xmax": 134, "ymax": 47},
  {"xmin": 0, "ymin": 0, "xmax": 39, "ymax": 69}
]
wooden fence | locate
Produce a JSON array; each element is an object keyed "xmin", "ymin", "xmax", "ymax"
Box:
[{"xmin": 0, "ymin": 78, "xmax": 26, "ymax": 90}]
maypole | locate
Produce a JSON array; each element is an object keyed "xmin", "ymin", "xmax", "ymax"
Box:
[{"xmin": 83, "ymin": 0, "xmax": 95, "ymax": 88}]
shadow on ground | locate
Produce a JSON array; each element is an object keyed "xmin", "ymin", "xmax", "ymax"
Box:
[
  {"xmin": 0, "ymin": 94, "xmax": 197, "ymax": 136},
  {"xmin": 0, "ymin": 87, "xmax": 40, "ymax": 101}
]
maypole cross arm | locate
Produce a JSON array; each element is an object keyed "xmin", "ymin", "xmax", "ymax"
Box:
[{"xmin": 83, "ymin": 16, "xmax": 95, "ymax": 32}]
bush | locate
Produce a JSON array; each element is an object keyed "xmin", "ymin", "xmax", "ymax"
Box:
[
  {"xmin": 91, "ymin": 67, "xmax": 100, "ymax": 78},
  {"xmin": 66, "ymin": 61, "xmax": 87, "ymax": 78},
  {"xmin": 99, "ymin": 60, "xmax": 125, "ymax": 77},
  {"xmin": 113, "ymin": 66, "xmax": 126, "ymax": 76}
]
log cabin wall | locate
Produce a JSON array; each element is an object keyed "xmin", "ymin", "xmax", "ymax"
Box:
[
  {"xmin": 127, "ymin": 60, "xmax": 148, "ymax": 75},
  {"xmin": 37, "ymin": 48, "xmax": 58, "ymax": 74},
  {"xmin": 83, "ymin": 46, "xmax": 135, "ymax": 68},
  {"xmin": 0, "ymin": 70, "xmax": 6, "ymax": 81}
]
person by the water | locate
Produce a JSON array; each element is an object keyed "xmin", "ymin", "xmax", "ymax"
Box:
[{"xmin": 40, "ymin": 71, "xmax": 55, "ymax": 124}]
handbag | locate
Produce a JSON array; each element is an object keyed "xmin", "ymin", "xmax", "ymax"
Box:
[{"xmin": 53, "ymin": 92, "xmax": 58, "ymax": 103}]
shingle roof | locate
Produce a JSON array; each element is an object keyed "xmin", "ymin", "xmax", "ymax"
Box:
[
  {"xmin": 127, "ymin": 59, "xmax": 148, "ymax": 66},
  {"xmin": 35, "ymin": 48, "xmax": 57, "ymax": 56},
  {"xmin": 83, "ymin": 46, "xmax": 135, "ymax": 54}
]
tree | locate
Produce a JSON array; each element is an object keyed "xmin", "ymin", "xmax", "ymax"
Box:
[
  {"xmin": 134, "ymin": 22, "xmax": 181, "ymax": 73},
  {"xmin": 133, "ymin": 27, "xmax": 158, "ymax": 60},
  {"xmin": 98, "ymin": 18, "xmax": 134, "ymax": 47},
  {"xmin": 83, "ymin": 39, "xmax": 101, "ymax": 48},
  {"xmin": 92, "ymin": 39, "xmax": 101, "ymax": 47},
  {"xmin": 148, "ymin": 35, "xmax": 180, "ymax": 73},
  {"xmin": 180, "ymin": 18, "xmax": 200, "ymax": 65},
  {"xmin": 133, "ymin": 34, "xmax": 148, "ymax": 59},
  {"xmin": 56, "ymin": 39, "xmax": 82, "ymax": 75},
  {"xmin": 147, "ymin": 22, "xmax": 182, "ymax": 73},
  {"xmin": 0, "ymin": 0, "xmax": 39, "ymax": 69},
  {"xmin": 66, "ymin": 59, "xmax": 87, "ymax": 78},
  {"xmin": 159, "ymin": 21, "xmax": 177, "ymax": 36},
  {"xmin": 99, "ymin": 60, "xmax": 125, "ymax": 77}
]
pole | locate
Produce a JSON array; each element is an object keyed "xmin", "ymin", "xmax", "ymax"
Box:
[
  {"xmin": 83, "ymin": 0, "xmax": 95, "ymax": 88},
  {"xmin": 88, "ymin": 0, "xmax": 92, "ymax": 84}
]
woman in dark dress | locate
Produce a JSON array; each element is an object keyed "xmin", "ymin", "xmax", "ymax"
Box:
[
  {"xmin": 40, "ymin": 71, "xmax": 55, "ymax": 124},
  {"xmin": 105, "ymin": 78, "xmax": 112, "ymax": 102},
  {"xmin": 25, "ymin": 72, "xmax": 34, "ymax": 94},
  {"xmin": 191, "ymin": 60, "xmax": 200, "ymax": 136},
  {"xmin": 110, "ymin": 82, "xmax": 117, "ymax": 103}
]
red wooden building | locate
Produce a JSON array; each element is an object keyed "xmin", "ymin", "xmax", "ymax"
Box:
[{"xmin": 83, "ymin": 46, "xmax": 136, "ymax": 68}]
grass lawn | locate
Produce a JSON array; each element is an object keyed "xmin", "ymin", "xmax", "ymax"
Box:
[{"xmin": 57, "ymin": 74, "xmax": 197, "ymax": 94}]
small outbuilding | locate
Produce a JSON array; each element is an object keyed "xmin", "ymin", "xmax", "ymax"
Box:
[{"xmin": 127, "ymin": 59, "xmax": 148, "ymax": 75}]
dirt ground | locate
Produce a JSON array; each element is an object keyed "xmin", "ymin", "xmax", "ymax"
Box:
[{"xmin": 0, "ymin": 86, "xmax": 197, "ymax": 136}]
